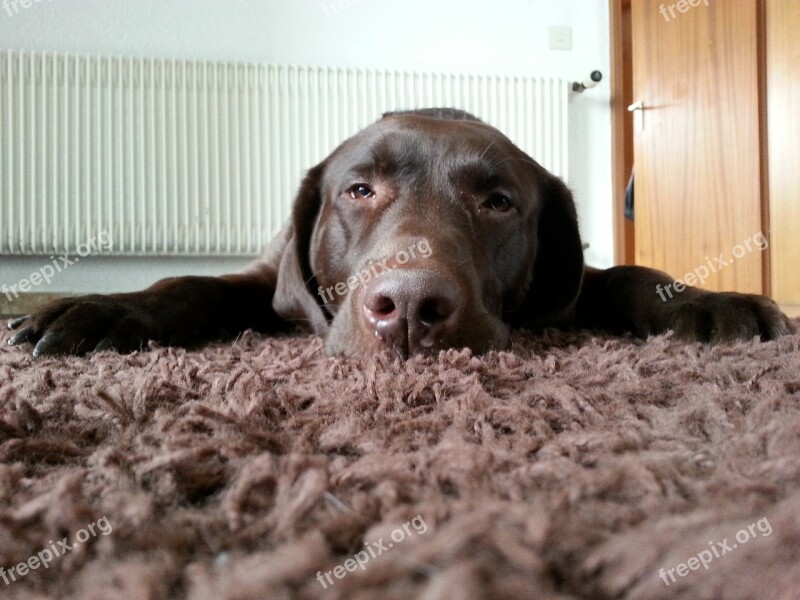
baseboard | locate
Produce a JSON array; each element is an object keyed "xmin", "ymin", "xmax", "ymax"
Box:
[
  {"xmin": 0, "ymin": 292, "xmax": 76, "ymax": 318},
  {"xmin": 781, "ymin": 305, "xmax": 800, "ymax": 318}
]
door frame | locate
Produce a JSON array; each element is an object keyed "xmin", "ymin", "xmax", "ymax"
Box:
[
  {"xmin": 609, "ymin": 0, "xmax": 634, "ymax": 265},
  {"xmin": 756, "ymin": 0, "xmax": 771, "ymax": 298}
]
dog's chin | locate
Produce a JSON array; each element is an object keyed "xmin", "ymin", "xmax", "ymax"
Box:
[{"xmin": 322, "ymin": 299, "xmax": 512, "ymax": 359}]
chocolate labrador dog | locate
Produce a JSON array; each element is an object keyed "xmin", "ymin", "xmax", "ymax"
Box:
[{"xmin": 7, "ymin": 108, "xmax": 794, "ymax": 358}]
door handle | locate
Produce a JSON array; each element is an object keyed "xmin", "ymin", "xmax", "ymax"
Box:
[
  {"xmin": 628, "ymin": 101, "xmax": 645, "ymax": 131},
  {"xmin": 627, "ymin": 100, "xmax": 644, "ymax": 112}
]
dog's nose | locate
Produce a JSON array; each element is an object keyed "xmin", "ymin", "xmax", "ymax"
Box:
[{"xmin": 362, "ymin": 270, "xmax": 461, "ymax": 354}]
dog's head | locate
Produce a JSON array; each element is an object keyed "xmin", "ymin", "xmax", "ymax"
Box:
[{"xmin": 272, "ymin": 108, "xmax": 584, "ymax": 357}]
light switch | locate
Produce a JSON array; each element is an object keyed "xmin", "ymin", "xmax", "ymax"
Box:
[{"xmin": 549, "ymin": 26, "xmax": 572, "ymax": 51}]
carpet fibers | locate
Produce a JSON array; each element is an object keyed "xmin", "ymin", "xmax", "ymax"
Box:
[{"xmin": 1, "ymin": 322, "xmax": 799, "ymax": 599}]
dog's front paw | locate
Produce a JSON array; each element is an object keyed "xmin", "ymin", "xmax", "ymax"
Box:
[
  {"xmin": 664, "ymin": 292, "xmax": 794, "ymax": 344},
  {"xmin": 7, "ymin": 294, "xmax": 158, "ymax": 356}
]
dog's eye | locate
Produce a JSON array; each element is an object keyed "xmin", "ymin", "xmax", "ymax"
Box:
[
  {"xmin": 482, "ymin": 193, "xmax": 513, "ymax": 213},
  {"xmin": 347, "ymin": 184, "xmax": 376, "ymax": 200}
]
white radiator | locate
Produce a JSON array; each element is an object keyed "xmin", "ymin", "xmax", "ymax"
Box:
[{"xmin": 0, "ymin": 50, "xmax": 570, "ymax": 256}]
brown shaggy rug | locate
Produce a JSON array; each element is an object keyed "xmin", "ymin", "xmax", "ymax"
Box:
[{"xmin": 1, "ymin": 322, "xmax": 799, "ymax": 600}]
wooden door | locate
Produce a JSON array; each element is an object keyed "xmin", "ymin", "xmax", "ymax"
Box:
[
  {"xmin": 767, "ymin": 0, "xmax": 800, "ymax": 307},
  {"xmin": 631, "ymin": 0, "xmax": 764, "ymax": 294}
]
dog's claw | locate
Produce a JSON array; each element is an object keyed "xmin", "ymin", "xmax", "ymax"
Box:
[
  {"xmin": 8, "ymin": 327, "xmax": 35, "ymax": 346},
  {"xmin": 7, "ymin": 316, "xmax": 28, "ymax": 330},
  {"xmin": 32, "ymin": 333, "xmax": 61, "ymax": 357}
]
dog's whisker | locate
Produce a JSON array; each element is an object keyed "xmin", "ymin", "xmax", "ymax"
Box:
[{"xmin": 479, "ymin": 139, "xmax": 496, "ymax": 161}]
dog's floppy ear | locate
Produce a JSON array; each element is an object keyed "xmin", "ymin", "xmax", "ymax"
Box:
[
  {"xmin": 521, "ymin": 173, "xmax": 585, "ymax": 325},
  {"xmin": 272, "ymin": 162, "xmax": 330, "ymax": 334}
]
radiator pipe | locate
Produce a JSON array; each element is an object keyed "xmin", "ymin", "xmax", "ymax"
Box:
[{"xmin": 572, "ymin": 71, "xmax": 603, "ymax": 92}]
